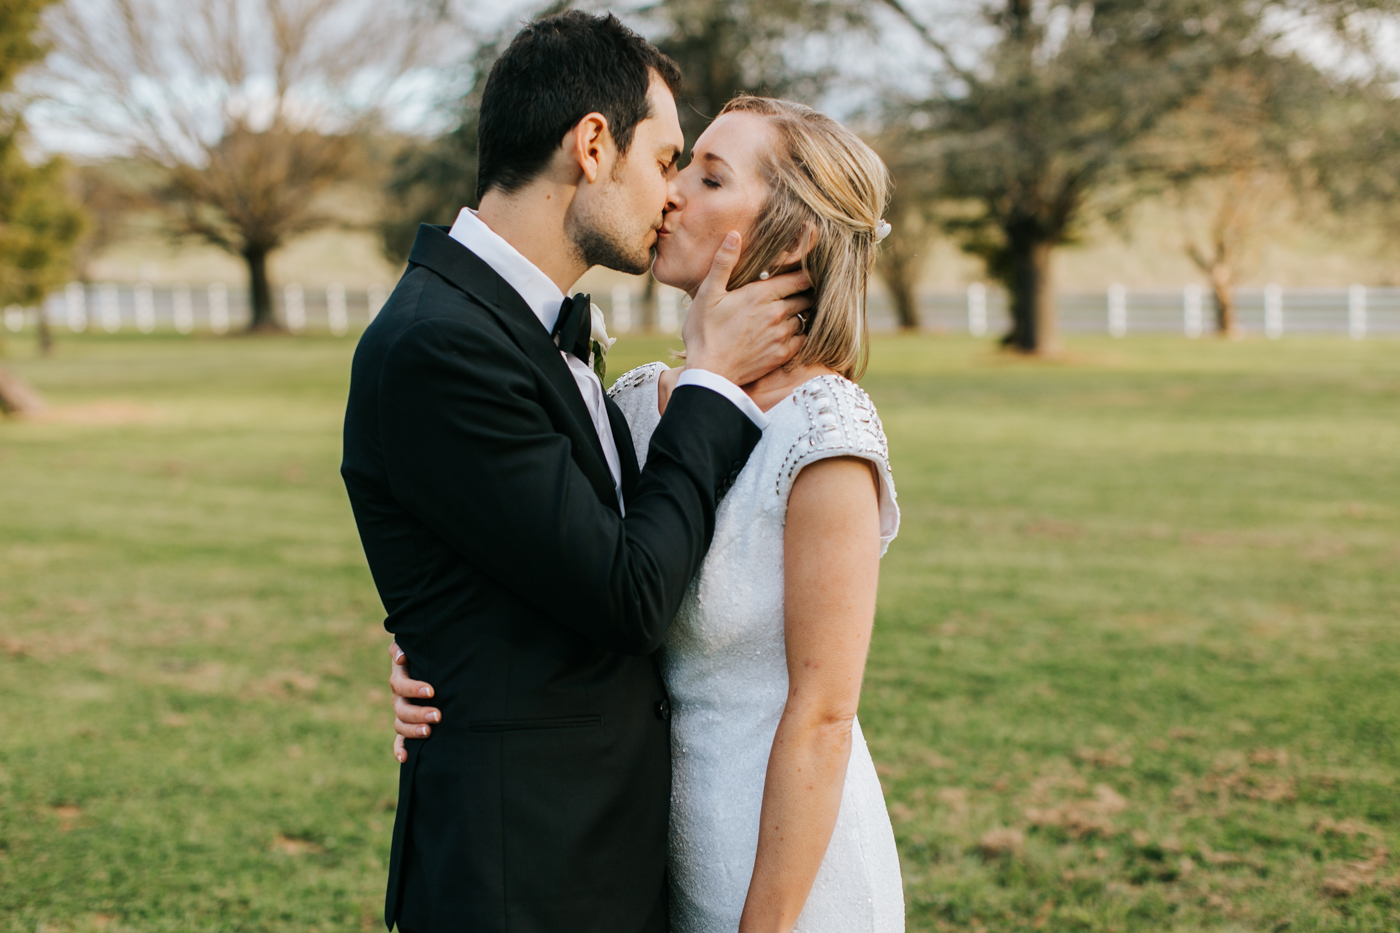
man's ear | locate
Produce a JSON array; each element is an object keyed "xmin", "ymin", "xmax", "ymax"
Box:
[{"xmin": 568, "ymin": 112, "xmax": 613, "ymax": 185}]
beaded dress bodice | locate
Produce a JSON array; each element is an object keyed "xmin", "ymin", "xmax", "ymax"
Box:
[{"xmin": 609, "ymin": 363, "xmax": 905, "ymax": 933}]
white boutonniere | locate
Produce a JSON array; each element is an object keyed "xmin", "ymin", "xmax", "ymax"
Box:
[{"xmin": 589, "ymin": 302, "xmax": 617, "ymax": 381}]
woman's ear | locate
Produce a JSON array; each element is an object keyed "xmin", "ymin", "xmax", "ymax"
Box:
[{"xmin": 774, "ymin": 222, "xmax": 820, "ymax": 268}]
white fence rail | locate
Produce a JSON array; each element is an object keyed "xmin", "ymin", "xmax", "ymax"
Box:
[
  {"xmin": 3, "ymin": 281, "xmax": 1396, "ymax": 339},
  {"xmin": 861, "ymin": 284, "xmax": 1400, "ymax": 338},
  {"xmin": 2, "ymin": 282, "xmax": 390, "ymax": 336}
]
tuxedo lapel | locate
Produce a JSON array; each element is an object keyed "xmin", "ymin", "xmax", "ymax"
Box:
[
  {"xmin": 406, "ymin": 225, "xmax": 617, "ymax": 509},
  {"xmin": 605, "ymin": 394, "xmax": 641, "ymax": 501}
]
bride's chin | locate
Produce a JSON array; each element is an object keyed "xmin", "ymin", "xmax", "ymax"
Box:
[{"xmin": 650, "ymin": 253, "xmax": 684, "ymax": 291}]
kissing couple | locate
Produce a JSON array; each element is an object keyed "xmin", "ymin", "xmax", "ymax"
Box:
[{"xmin": 342, "ymin": 11, "xmax": 903, "ymax": 933}]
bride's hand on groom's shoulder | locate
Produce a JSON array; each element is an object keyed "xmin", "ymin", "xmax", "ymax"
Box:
[
  {"xmin": 682, "ymin": 231, "xmax": 811, "ymax": 388},
  {"xmin": 389, "ymin": 641, "xmax": 440, "ymax": 763}
]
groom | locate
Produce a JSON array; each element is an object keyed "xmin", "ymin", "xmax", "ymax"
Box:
[{"xmin": 342, "ymin": 11, "xmax": 809, "ymax": 933}]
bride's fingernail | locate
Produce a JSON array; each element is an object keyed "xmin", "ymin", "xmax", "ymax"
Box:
[
  {"xmin": 419, "ymin": 687, "xmax": 432, "ymax": 698},
  {"xmin": 419, "ymin": 726, "xmax": 430, "ymax": 736},
  {"xmin": 429, "ymin": 711, "xmax": 440, "ymax": 723}
]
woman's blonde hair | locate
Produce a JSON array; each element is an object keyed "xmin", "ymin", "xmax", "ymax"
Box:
[{"xmin": 721, "ymin": 95, "xmax": 891, "ymax": 381}]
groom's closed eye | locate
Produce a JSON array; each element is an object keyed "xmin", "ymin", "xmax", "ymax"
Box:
[{"xmin": 664, "ymin": 143, "xmax": 681, "ymax": 173}]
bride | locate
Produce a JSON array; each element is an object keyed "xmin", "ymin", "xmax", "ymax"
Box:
[{"xmin": 391, "ymin": 95, "xmax": 903, "ymax": 933}]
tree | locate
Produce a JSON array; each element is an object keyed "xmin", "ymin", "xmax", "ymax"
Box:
[
  {"xmin": 1307, "ymin": 69, "xmax": 1400, "ymax": 250},
  {"xmin": 376, "ymin": 32, "xmax": 500, "ymax": 266},
  {"xmin": 870, "ymin": 137, "xmax": 938, "ymax": 329},
  {"xmin": 1159, "ymin": 64, "xmax": 1307, "ymax": 336},
  {"xmin": 880, "ymin": 0, "xmax": 1391, "ymax": 354},
  {"xmin": 38, "ymin": 0, "xmax": 440, "ymax": 331},
  {"xmin": 643, "ymin": 0, "xmax": 868, "ymax": 148},
  {"xmin": 0, "ymin": 0, "xmax": 83, "ymax": 415},
  {"xmin": 1173, "ymin": 170, "xmax": 1290, "ymax": 336}
]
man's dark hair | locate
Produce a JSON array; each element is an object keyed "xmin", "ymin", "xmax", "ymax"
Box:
[{"xmin": 476, "ymin": 11, "xmax": 683, "ymax": 201}]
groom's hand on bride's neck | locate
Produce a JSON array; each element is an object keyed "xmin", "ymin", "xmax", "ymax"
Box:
[{"xmin": 682, "ymin": 231, "xmax": 811, "ymax": 387}]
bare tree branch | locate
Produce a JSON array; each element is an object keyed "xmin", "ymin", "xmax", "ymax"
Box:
[
  {"xmin": 36, "ymin": 0, "xmax": 463, "ymax": 330},
  {"xmin": 875, "ymin": 0, "xmax": 980, "ymax": 88}
]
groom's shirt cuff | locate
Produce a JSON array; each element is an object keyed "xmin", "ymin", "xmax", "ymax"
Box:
[{"xmin": 675, "ymin": 369, "xmax": 769, "ymax": 429}]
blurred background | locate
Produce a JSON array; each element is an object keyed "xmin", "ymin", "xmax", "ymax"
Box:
[{"xmin": 0, "ymin": 1, "xmax": 1397, "ymax": 930}]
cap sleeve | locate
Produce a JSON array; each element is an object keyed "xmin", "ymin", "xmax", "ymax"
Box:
[
  {"xmin": 774, "ymin": 376, "xmax": 899, "ymax": 556},
  {"xmin": 607, "ymin": 361, "xmax": 669, "ymax": 470}
]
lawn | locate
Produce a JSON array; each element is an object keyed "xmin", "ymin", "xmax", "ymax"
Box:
[{"xmin": 0, "ymin": 332, "xmax": 1396, "ymax": 932}]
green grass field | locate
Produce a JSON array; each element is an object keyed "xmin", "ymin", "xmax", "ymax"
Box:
[{"xmin": 1, "ymin": 332, "xmax": 1396, "ymax": 932}]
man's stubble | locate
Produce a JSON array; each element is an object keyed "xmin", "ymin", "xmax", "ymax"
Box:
[{"xmin": 565, "ymin": 163, "xmax": 659, "ymax": 277}]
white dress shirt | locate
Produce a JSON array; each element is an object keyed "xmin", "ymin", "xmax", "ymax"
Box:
[{"xmin": 447, "ymin": 208, "xmax": 768, "ymax": 513}]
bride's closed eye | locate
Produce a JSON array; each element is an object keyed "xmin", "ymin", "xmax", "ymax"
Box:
[{"xmin": 703, "ymin": 177, "xmax": 721, "ymax": 189}]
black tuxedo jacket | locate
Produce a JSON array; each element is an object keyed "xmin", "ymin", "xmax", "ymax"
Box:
[{"xmin": 341, "ymin": 225, "xmax": 761, "ymax": 933}]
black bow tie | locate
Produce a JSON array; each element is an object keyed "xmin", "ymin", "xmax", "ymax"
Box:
[{"xmin": 553, "ymin": 293, "xmax": 593, "ymax": 365}]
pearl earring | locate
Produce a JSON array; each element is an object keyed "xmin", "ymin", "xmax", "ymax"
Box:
[{"xmin": 758, "ymin": 271, "xmax": 770, "ymax": 281}]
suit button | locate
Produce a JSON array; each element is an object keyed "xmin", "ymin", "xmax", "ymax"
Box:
[{"xmin": 655, "ymin": 699, "xmax": 671, "ymax": 721}]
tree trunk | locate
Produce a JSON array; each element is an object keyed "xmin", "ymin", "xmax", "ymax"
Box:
[
  {"xmin": 0, "ymin": 362, "xmax": 45, "ymax": 417},
  {"xmin": 1002, "ymin": 235, "xmax": 1056, "ymax": 354},
  {"xmin": 1209, "ymin": 264, "xmax": 1239, "ymax": 337},
  {"xmin": 37, "ymin": 311, "xmax": 53, "ymax": 356},
  {"xmin": 244, "ymin": 244, "xmax": 280, "ymax": 332},
  {"xmin": 877, "ymin": 242, "xmax": 922, "ymax": 330}
]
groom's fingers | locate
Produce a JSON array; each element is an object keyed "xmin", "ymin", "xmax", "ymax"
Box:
[
  {"xmin": 777, "ymin": 292, "xmax": 813, "ymax": 320},
  {"xmin": 395, "ymin": 694, "xmax": 439, "ymax": 734},
  {"xmin": 390, "ymin": 642, "xmax": 434, "ymax": 699},
  {"xmin": 759, "ymin": 268, "xmax": 812, "ymax": 300}
]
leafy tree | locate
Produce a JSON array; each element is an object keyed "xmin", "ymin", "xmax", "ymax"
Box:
[
  {"xmin": 643, "ymin": 0, "xmax": 867, "ymax": 148},
  {"xmin": 0, "ymin": 0, "xmax": 82, "ymax": 415},
  {"xmin": 1308, "ymin": 71, "xmax": 1400, "ymax": 251},
  {"xmin": 881, "ymin": 0, "xmax": 1395, "ymax": 354},
  {"xmin": 377, "ymin": 37, "xmax": 499, "ymax": 266}
]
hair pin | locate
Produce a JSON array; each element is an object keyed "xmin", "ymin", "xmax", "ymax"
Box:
[
  {"xmin": 875, "ymin": 220, "xmax": 892, "ymax": 242},
  {"xmin": 758, "ymin": 271, "xmax": 771, "ymax": 280}
]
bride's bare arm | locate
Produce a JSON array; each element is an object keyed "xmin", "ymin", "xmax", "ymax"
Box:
[
  {"xmin": 738, "ymin": 456, "xmax": 882, "ymax": 933},
  {"xmin": 657, "ymin": 366, "xmax": 680, "ymax": 414}
]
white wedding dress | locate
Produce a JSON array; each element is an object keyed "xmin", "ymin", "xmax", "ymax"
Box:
[{"xmin": 609, "ymin": 363, "xmax": 905, "ymax": 933}]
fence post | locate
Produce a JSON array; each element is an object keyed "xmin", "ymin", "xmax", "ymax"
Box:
[
  {"xmin": 327, "ymin": 283, "xmax": 348, "ymax": 336},
  {"xmin": 611, "ymin": 284, "xmax": 632, "ymax": 333},
  {"xmin": 100, "ymin": 283, "xmax": 121, "ymax": 333},
  {"xmin": 135, "ymin": 281, "xmax": 155, "ymax": 333},
  {"xmin": 1264, "ymin": 284, "xmax": 1283, "ymax": 340},
  {"xmin": 3, "ymin": 305, "xmax": 22, "ymax": 333},
  {"xmin": 657, "ymin": 286, "xmax": 679, "ymax": 333},
  {"xmin": 208, "ymin": 283, "xmax": 229, "ymax": 335},
  {"xmin": 173, "ymin": 285, "xmax": 193, "ymax": 334},
  {"xmin": 1183, "ymin": 284, "xmax": 1203, "ymax": 339},
  {"xmin": 285, "ymin": 283, "xmax": 305, "ymax": 333},
  {"xmin": 1108, "ymin": 283, "xmax": 1127, "ymax": 338},
  {"xmin": 1348, "ymin": 284, "xmax": 1366, "ymax": 340},
  {"xmin": 967, "ymin": 282, "xmax": 987, "ymax": 337},
  {"xmin": 368, "ymin": 283, "xmax": 386, "ymax": 322},
  {"xmin": 65, "ymin": 282, "xmax": 87, "ymax": 333}
]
